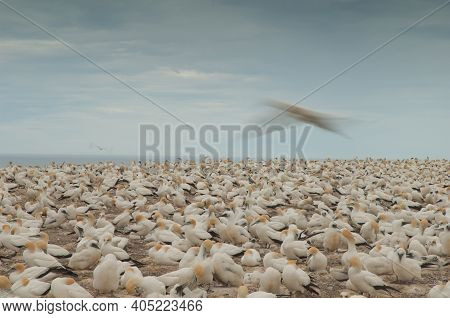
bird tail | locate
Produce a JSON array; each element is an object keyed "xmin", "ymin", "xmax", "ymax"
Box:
[
  {"xmin": 52, "ymin": 266, "xmax": 78, "ymax": 277},
  {"xmin": 374, "ymin": 285, "xmax": 400, "ymax": 294},
  {"xmin": 129, "ymin": 258, "xmax": 145, "ymax": 267},
  {"xmin": 356, "ymin": 241, "xmax": 372, "ymax": 248},
  {"xmin": 305, "ymin": 284, "xmax": 321, "ymax": 296},
  {"xmin": 421, "ymin": 262, "xmax": 438, "ymax": 269},
  {"xmin": 56, "ymin": 253, "xmax": 72, "ymax": 259},
  {"xmin": 271, "ymin": 237, "xmax": 284, "ymax": 245},
  {"xmin": 43, "ymin": 284, "xmax": 52, "ymax": 296},
  {"xmin": 233, "ymin": 250, "xmax": 245, "ymax": 258}
]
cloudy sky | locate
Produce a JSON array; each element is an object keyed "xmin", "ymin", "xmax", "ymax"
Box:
[{"xmin": 0, "ymin": 0, "xmax": 449, "ymax": 159}]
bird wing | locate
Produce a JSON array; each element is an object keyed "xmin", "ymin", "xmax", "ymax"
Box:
[
  {"xmin": 266, "ymin": 100, "xmax": 349, "ymax": 135},
  {"xmin": 68, "ymin": 285, "xmax": 92, "ymax": 298},
  {"xmin": 363, "ymin": 271, "xmax": 386, "ymax": 287},
  {"xmin": 29, "ymin": 281, "xmax": 50, "ymax": 296}
]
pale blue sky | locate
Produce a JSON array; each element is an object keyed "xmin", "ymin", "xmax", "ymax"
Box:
[{"xmin": 0, "ymin": 0, "xmax": 449, "ymax": 159}]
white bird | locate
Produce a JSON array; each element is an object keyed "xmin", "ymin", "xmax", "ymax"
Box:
[
  {"xmin": 158, "ymin": 268, "xmax": 195, "ymax": 287},
  {"xmin": 120, "ymin": 266, "xmax": 143, "ymax": 288},
  {"xmin": 22, "ymin": 242, "xmax": 77, "ymax": 277},
  {"xmin": 212, "ymin": 252, "xmax": 244, "ymax": 286},
  {"xmin": 0, "ymin": 224, "xmax": 30, "ymax": 254},
  {"xmin": 427, "ymin": 281, "xmax": 450, "ymax": 298},
  {"xmin": 126, "ymin": 276, "xmax": 166, "ymax": 297},
  {"xmin": 184, "ymin": 219, "xmax": 212, "ymax": 246},
  {"xmin": 281, "ymin": 225, "xmax": 309, "ymax": 260},
  {"xmin": 210, "ymin": 242, "xmax": 243, "ymax": 256},
  {"xmin": 259, "ymin": 267, "xmax": 281, "ymax": 294},
  {"xmin": 127, "ymin": 214, "xmax": 155, "ymax": 238},
  {"xmin": 93, "ymin": 254, "xmax": 121, "ymax": 294},
  {"xmin": 148, "ymin": 242, "xmax": 184, "ymax": 265},
  {"xmin": 237, "ymin": 285, "xmax": 276, "ymax": 298},
  {"xmin": 191, "ymin": 240, "xmax": 214, "ymax": 287},
  {"xmin": 9, "ymin": 263, "xmax": 58, "ymax": 283},
  {"xmin": 179, "ymin": 247, "xmax": 199, "ymax": 268},
  {"xmin": 112, "ymin": 209, "xmax": 132, "ymax": 229},
  {"xmin": 51, "ymin": 277, "xmax": 92, "ymax": 298},
  {"xmin": 39, "ymin": 233, "xmax": 72, "ymax": 259},
  {"xmin": 307, "ymin": 246, "xmax": 327, "ymax": 272},
  {"xmin": 390, "ymin": 248, "xmax": 421, "ymax": 282},
  {"xmin": 0, "ymin": 275, "xmax": 15, "ymax": 298},
  {"xmin": 68, "ymin": 240, "xmax": 101, "ymax": 270},
  {"xmin": 11, "ymin": 277, "xmax": 51, "ymax": 298},
  {"xmin": 282, "ymin": 260, "xmax": 320, "ymax": 296},
  {"xmin": 241, "ymin": 249, "xmax": 261, "ymax": 267},
  {"xmin": 348, "ymin": 256, "xmax": 398, "ymax": 297},
  {"xmin": 263, "ymin": 252, "xmax": 288, "ymax": 272}
]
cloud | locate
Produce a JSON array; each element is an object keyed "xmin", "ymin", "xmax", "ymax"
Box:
[{"xmin": 0, "ymin": 0, "xmax": 448, "ymax": 158}]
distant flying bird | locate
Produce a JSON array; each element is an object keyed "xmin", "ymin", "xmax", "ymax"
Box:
[
  {"xmin": 89, "ymin": 142, "xmax": 111, "ymax": 152},
  {"xmin": 265, "ymin": 100, "xmax": 350, "ymax": 136}
]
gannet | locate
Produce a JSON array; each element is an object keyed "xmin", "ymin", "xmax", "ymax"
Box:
[
  {"xmin": 237, "ymin": 285, "xmax": 276, "ymax": 298},
  {"xmin": 259, "ymin": 267, "xmax": 281, "ymax": 294},
  {"xmin": 241, "ymin": 249, "xmax": 261, "ymax": 266},
  {"xmin": 282, "ymin": 260, "xmax": 320, "ymax": 296},
  {"xmin": 307, "ymin": 246, "xmax": 327, "ymax": 272},
  {"xmin": 212, "ymin": 252, "xmax": 244, "ymax": 286},
  {"xmin": 348, "ymin": 256, "xmax": 399, "ymax": 297},
  {"xmin": 92, "ymin": 254, "xmax": 121, "ymax": 294},
  {"xmin": 51, "ymin": 278, "xmax": 92, "ymax": 298}
]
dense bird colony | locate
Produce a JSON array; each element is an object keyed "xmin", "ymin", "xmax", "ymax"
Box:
[{"xmin": 0, "ymin": 159, "xmax": 449, "ymax": 298}]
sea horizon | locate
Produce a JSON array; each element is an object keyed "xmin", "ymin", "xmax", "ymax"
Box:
[{"xmin": 0, "ymin": 153, "xmax": 447, "ymax": 168}]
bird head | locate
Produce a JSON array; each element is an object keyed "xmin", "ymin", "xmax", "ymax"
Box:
[
  {"xmin": 203, "ymin": 239, "xmax": 214, "ymax": 252},
  {"xmin": 377, "ymin": 213, "xmax": 387, "ymax": 222},
  {"xmin": 24, "ymin": 242, "xmax": 36, "ymax": 252},
  {"xmin": 20, "ymin": 277, "xmax": 30, "ymax": 287},
  {"xmin": 341, "ymin": 229, "xmax": 354, "ymax": 242},
  {"xmin": 237, "ymin": 285, "xmax": 248, "ymax": 298},
  {"xmin": 125, "ymin": 279, "xmax": 139, "ymax": 295},
  {"xmin": 36, "ymin": 240, "xmax": 48, "ymax": 251},
  {"xmin": 307, "ymin": 246, "xmax": 319, "ymax": 255},
  {"xmin": 348, "ymin": 256, "xmax": 362, "ymax": 269},
  {"xmin": 209, "ymin": 218, "xmax": 218, "ymax": 227},
  {"xmin": 419, "ymin": 219, "xmax": 429, "ymax": 229},
  {"xmin": 396, "ymin": 247, "xmax": 406, "ymax": 260},
  {"xmin": 13, "ymin": 263, "xmax": 26, "ymax": 273},
  {"xmin": 65, "ymin": 278, "xmax": 75, "ymax": 285},
  {"xmin": 193, "ymin": 264, "xmax": 205, "ymax": 280},
  {"xmin": 135, "ymin": 214, "xmax": 146, "ymax": 223},
  {"xmin": 40, "ymin": 232, "xmax": 49, "ymax": 242},
  {"xmin": 1, "ymin": 224, "xmax": 10, "ymax": 233},
  {"xmin": 154, "ymin": 242, "xmax": 163, "ymax": 251},
  {"xmin": 0, "ymin": 276, "xmax": 12, "ymax": 289},
  {"xmin": 370, "ymin": 221, "xmax": 379, "ymax": 233},
  {"xmin": 156, "ymin": 220, "xmax": 166, "ymax": 229},
  {"xmin": 171, "ymin": 224, "xmax": 183, "ymax": 235}
]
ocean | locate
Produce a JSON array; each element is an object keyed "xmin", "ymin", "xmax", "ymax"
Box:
[{"xmin": 0, "ymin": 154, "xmax": 139, "ymax": 168}]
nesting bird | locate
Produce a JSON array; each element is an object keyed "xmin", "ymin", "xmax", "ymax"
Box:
[{"xmin": 0, "ymin": 158, "xmax": 447, "ymax": 298}]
